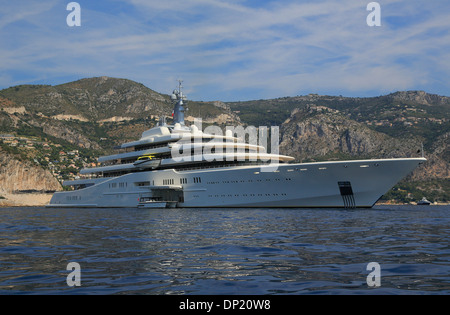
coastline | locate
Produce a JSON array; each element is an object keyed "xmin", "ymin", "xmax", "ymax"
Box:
[
  {"xmin": 0, "ymin": 193, "xmax": 53, "ymax": 207},
  {"xmin": 377, "ymin": 201, "xmax": 448, "ymax": 206},
  {"xmin": 0, "ymin": 193, "xmax": 447, "ymax": 207}
]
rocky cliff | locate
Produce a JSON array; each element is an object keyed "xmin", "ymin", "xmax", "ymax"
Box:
[
  {"xmin": 279, "ymin": 106, "xmax": 421, "ymax": 161},
  {"xmin": 0, "ymin": 148, "xmax": 61, "ymax": 206},
  {"xmin": 0, "ymin": 149, "xmax": 61, "ymax": 193},
  {"xmin": 409, "ymin": 132, "xmax": 450, "ymax": 181}
]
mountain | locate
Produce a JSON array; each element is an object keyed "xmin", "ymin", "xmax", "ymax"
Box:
[
  {"xmin": 228, "ymin": 91, "xmax": 449, "ymax": 142},
  {"xmin": 0, "ymin": 76, "xmax": 167, "ymax": 121},
  {"xmin": 0, "ymin": 77, "xmax": 240, "ymax": 151},
  {"xmin": 279, "ymin": 106, "xmax": 419, "ymax": 161},
  {"xmin": 0, "ymin": 77, "xmax": 448, "ymax": 204}
]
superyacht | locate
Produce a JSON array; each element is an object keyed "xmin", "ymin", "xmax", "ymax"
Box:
[{"xmin": 47, "ymin": 82, "xmax": 425, "ymax": 208}]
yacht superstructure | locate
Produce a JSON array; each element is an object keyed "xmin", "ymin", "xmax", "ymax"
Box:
[{"xmin": 47, "ymin": 82, "xmax": 425, "ymax": 208}]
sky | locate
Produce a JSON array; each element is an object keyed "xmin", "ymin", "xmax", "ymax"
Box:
[{"xmin": 0, "ymin": 0, "xmax": 449, "ymax": 102}]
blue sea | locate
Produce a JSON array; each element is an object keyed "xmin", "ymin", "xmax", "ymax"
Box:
[{"xmin": 0, "ymin": 205, "xmax": 449, "ymax": 295}]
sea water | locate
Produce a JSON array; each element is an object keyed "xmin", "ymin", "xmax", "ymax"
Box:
[{"xmin": 0, "ymin": 205, "xmax": 449, "ymax": 295}]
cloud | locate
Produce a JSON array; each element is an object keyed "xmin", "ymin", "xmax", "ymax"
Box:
[{"xmin": 0, "ymin": 0, "xmax": 449, "ymax": 100}]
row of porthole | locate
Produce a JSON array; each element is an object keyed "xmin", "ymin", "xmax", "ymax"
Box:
[
  {"xmin": 207, "ymin": 178, "xmax": 291, "ymax": 185},
  {"xmin": 206, "ymin": 193, "xmax": 288, "ymax": 198},
  {"xmin": 343, "ymin": 163, "xmax": 379, "ymax": 168},
  {"xmin": 204, "ymin": 164, "xmax": 379, "ymax": 185},
  {"xmin": 170, "ymin": 163, "xmax": 379, "ymax": 187},
  {"xmin": 285, "ymin": 163, "xmax": 380, "ymax": 171}
]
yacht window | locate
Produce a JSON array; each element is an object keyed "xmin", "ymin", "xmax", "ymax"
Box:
[{"xmin": 135, "ymin": 181, "xmax": 150, "ymax": 186}]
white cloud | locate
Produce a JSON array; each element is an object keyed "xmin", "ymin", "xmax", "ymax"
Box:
[{"xmin": 0, "ymin": 0, "xmax": 449, "ymax": 100}]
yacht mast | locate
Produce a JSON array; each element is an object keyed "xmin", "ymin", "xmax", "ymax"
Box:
[{"xmin": 171, "ymin": 80, "xmax": 188, "ymax": 125}]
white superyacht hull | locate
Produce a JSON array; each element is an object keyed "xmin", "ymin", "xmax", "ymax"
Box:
[{"xmin": 47, "ymin": 157, "xmax": 425, "ymax": 208}]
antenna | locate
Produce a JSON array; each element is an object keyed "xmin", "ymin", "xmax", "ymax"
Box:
[{"xmin": 171, "ymin": 79, "xmax": 187, "ymax": 125}]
